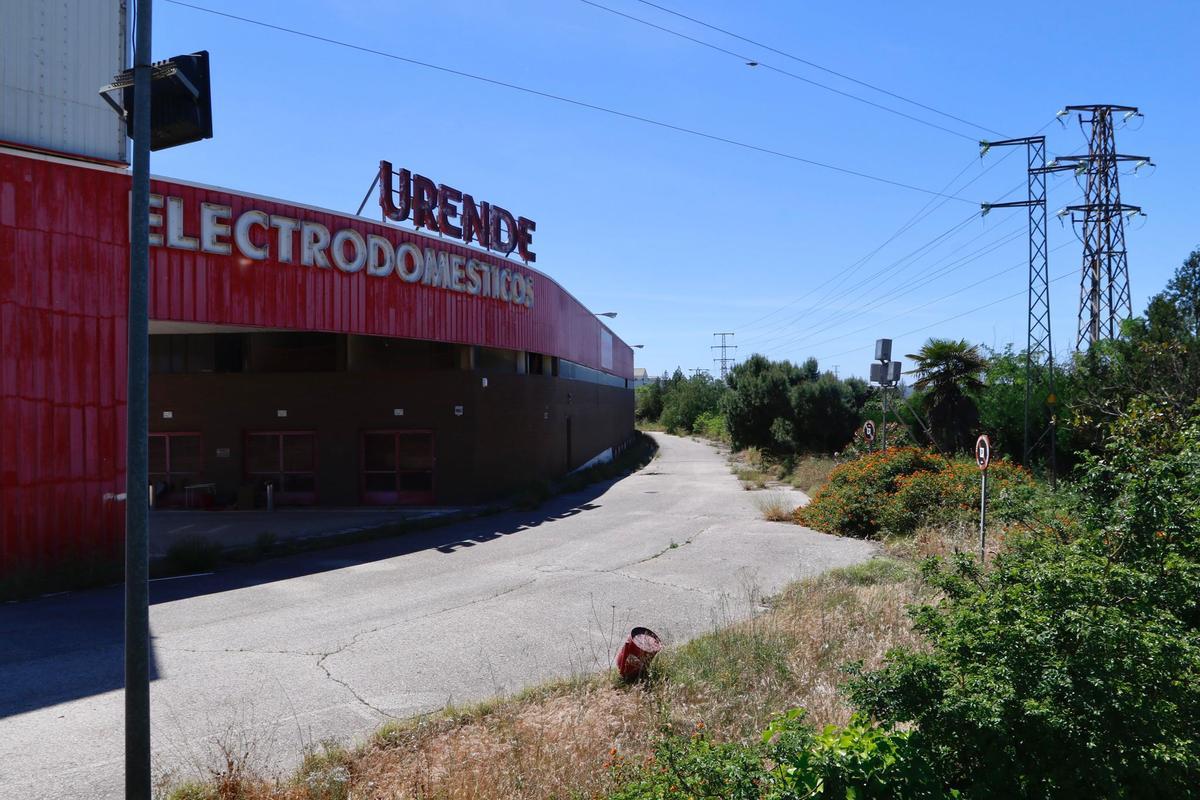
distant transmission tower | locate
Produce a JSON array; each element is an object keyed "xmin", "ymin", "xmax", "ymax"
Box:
[
  {"xmin": 711, "ymin": 332, "xmax": 737, "ymax": 378},
  {"xmin": 981, "ymin": 135, "xmax": 1071, "ymax": 483},
  {"xmin": 1055, "ymin": 105, "xmax": 1152, "ymax": 349}
]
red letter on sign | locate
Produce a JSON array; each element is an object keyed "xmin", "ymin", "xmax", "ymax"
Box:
[
  {"xmin": 379, "ymin": 161, "xmax": 411, "ymax": 222},
  {"xmin": 437, "ymin": 184, "xmax": 463, "ymax": 238},
  {"xmin": 411, "ymin": 175, "xmax": 440, "ymax": 233},
  {"xmin": 461, "ymin": 195, "xmax": 490, "ymax": 249},
  {"xmin": 490, "ymin": 205, "xmax": 517, "ymax": 256},
  {"xmin": 516, "ymin": 217, "xmax": 536, "ymax": 263}
]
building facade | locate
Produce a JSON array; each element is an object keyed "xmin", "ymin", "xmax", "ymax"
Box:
[{"xmin": 0, "ymin": 148, "xmax": 634, "ymax": 574}]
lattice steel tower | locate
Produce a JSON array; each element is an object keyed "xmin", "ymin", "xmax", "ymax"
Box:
[
  {"xmin": 711, "ymin": 332, "xmax": 737, "ymax": 379},
  {"xmin": 1055, "ymin": 105, "xmax": 1152, "ymax": 350},
  {"xmin": 981, "ymin": 136, "xmax": 1070, "ymax": 480}
]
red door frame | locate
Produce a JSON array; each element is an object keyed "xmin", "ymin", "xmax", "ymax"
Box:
[
  {"xmin": 360, "ymin": 429, "xmax": 435, "ymax": 506},
  {"xmin": 243, "ymin": 430, "xmax": 319, "ymax": 506}
]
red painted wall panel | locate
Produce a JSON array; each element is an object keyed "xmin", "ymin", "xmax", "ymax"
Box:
[{"xmin": 0, "ymin": 149, "xmax": 633, "ymax": 576}]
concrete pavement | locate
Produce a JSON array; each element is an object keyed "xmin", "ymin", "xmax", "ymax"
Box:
[{"xmin": 0, "ymin": 432, "xmax": 875, "ymax": 799}]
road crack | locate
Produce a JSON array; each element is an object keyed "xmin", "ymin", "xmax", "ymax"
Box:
[
  {"xmin": 630, "ymin": 526, "xmax": 711, "ymax": 565},
  {"xmin": 311, "ymin": 578, "xmax": 538, "ymax": 719}
]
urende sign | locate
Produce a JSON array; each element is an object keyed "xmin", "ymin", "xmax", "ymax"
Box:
[
  {"xmin": 145, "ymin": 186, "xmax": 536, "ymax": 309},
  {"xmin": 378, "ymin": 160, "xmax": 536, "ymax": 263}
]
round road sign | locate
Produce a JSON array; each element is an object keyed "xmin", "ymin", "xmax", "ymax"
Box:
[
  {"xmin": 975, "ymin": 434, "xmax": 991, "ymax": 471},
  {"xmin": 863, "ymin": 420, "xmax": 876, "ymax": 443}
]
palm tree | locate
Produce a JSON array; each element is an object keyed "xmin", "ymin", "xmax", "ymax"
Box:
[{"xmin": 905, "ymin": 338, "xmax": 988, "ymax": 452}]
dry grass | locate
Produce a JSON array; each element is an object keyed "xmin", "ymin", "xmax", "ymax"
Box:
[
  {"xmin": 884, "ymin": 521, "xmax": 1008, "ymax": 563},
  {"xmin": 164, "ymin": 559, "xmax": 924, "ymax": 800},
  {"xmin": 735, "ymin": 467, "xmax": 770, "ymax": 490},
  {"xmin": 755, "ymin": 492, "xmax": 798, "ymax": 521},
  {"xmin": 787, "ymin": 456, "xmax": 838, "ymax": 495}
]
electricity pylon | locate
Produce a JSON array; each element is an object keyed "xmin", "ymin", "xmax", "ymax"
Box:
[{"xmin": 1054, "ymin": 105, "xmax": 1152, "ymax": 349}]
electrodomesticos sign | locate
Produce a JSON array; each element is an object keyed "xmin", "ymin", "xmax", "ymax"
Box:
[
  {"xmin": 144, "ymin": 192, "xmax": 536, "ymax": 309},
  {"xmin": 378, "ymin": 161, "xmax": 537, "ymax": 264}
]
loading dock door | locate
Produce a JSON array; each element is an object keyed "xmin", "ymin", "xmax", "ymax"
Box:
[
  {"xmin": 245, "ymin": 431, "xmax": 318, "ymax": 506},
  {"xmin": 361, "ymin": 431, "xmax": 435, "ymax": 505}
]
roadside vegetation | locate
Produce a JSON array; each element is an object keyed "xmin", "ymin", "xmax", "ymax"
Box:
[
  {"xmin": 168, "ymin": 249, "xmax": 1200, "ymax": 797},
  {"xmin": 163, "ymin": 553, "xmax": 927, "ymax": 800}
]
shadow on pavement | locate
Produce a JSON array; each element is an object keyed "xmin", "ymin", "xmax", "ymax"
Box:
[{"xmin": 0, "ymin": 483, "xmax": 609, "ymax": 719}]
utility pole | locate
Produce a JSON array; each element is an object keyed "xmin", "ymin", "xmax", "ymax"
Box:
[
  {"xmin": 1054, "ymin": 105, "xmax": 1152, "ymax": 349},
  {"xmin": 711, "ymin": 332, "xmax": 737, "ymax": 379},
  {"xmin": 691, "ymin": 367, "xmax": 710, "ymax": 378},
  {"xmin": 980, "ymin": 135, "xmax": 1070, "ymax": 486},
  {"xmin": 126, "ymin": 2, "xmax": 153, "ymax": 797}
]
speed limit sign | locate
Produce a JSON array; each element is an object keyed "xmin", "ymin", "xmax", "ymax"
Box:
[
  {"xmin": 863, "ymin": 420, "xmax": 876, "ymax": 443},
  {"xmin": 975, "ymin": 434, "xmax": 991, "ymax": 471}
]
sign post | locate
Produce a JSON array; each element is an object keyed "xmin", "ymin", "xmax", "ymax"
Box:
[
  {"xmin": 976, "ymin": 434, "xmax": 991, "ymax": 562},
  {"xmin": 868, "ymin": 340, "xmax": 901, "ymax": 452},
  {"xmin": 863, "ymin": 420, "xmax": 875, "ymax": 453}
]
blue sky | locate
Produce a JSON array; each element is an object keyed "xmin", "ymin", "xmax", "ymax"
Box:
[{"xmin": 152, "ymin": 0, "xmax": 1199, "ymax": 379}]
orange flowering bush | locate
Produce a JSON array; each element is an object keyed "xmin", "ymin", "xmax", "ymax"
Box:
[
  {"xmin": 795, "ymin": 447, "xmax": 1034, "ymax": 539},
  {"xmin": 883, "ymin": 457, "xmax": 1033, "ymax": 534},
  {"xmin": 793, "ymin": 447, "xmax": 941, "ymax": 538}
]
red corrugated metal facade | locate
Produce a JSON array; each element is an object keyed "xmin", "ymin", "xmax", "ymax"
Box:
[{"xmin": 0, "ymin": 148, "xmax": 633, "ymax": 573}]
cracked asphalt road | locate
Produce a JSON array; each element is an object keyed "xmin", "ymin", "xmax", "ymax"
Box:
[{"xmin": 0, "ymin": 433, "xmax": 875, "ymax": 799}]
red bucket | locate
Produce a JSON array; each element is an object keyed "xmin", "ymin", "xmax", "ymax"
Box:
[{"xmin": 616, "ymin": 626, "xmax": 662, "ymax": 680}]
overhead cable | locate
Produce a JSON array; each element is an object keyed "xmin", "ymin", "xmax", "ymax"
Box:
[
  {"xmin": 629, "ymin": 0, "xmax": 1008, "ymax": 138},
  {"xmin": 162, "ymin": 0, "xmax": 980, "ymax": 204},
  {"xmin": 580, "ymin": 0, "xmax": 977, "ymax": 142}
]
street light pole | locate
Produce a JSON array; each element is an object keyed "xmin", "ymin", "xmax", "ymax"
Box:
[{"xmin": 125, "ymin": 0, "xmax": 153, "ymax": 796}]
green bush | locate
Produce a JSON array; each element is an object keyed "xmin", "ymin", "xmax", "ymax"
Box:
[
  {"xmin": 693, "ymin": 410, "xmax": 729, "ymax": 442},
  {"xmin": 723, "ymin": 355, "xmax": 868, "ymax": 454},
  {"xmin": 882, "ymin": 457, "xmax": 1034, "ymax": 535},
  {"xmin": 607, "ymin": 709, "xmax": 949, "ymax": 799},
  {"xmin": 660, "ymin": 374, "xmax": 727, "ymax": 434},
  {"xmin": 847, "ymin": 400, "xmax": 1200, "ymax": 798}
]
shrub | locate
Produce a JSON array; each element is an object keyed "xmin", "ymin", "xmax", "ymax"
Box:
[
  {"xmin": 882, "ymin": 457, "xmax": 1034, "ymax": 535},
  {"xmin": 660, "ymin": 375, "xmax": 727, "ymax": 434},
  {"xmin": 847, "ymin": 399, "xmax": 1200, "ymax": 798},
  {"xmin": 794, "ymin": 447, "xmax": 1037, "ymax": 539},
  {"xmin": 607, "ymin": 710, "xmax": 948, "ymax": 799},
  {"xmin": 848, "ymin": 535, "xmax": 1200, "ymax": 798},
  {"xmin": 793, "ymin": 448, "xmax": 942, "ymax": 538},
  {"xmin": 693, "ymin": 409, "xmax": 729, "ymax": 442}
]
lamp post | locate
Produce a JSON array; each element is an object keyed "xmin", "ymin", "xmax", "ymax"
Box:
[{"xmin": 596, "ymin": 311, "xmax": 618, "ymax": 318}]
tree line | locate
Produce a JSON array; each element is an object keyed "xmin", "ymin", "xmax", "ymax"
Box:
[{"xmin": 637, "ymin": 246, "xmax": 1200, "ymax": 472}]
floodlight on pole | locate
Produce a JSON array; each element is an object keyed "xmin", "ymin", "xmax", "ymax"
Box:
[{"xmin": 98, "ymin": 20, "xmax": 214, "ymax": 800}]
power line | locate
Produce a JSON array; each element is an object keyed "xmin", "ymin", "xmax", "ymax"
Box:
[
  {"xmin": 811, "ymin": 265, "xmax": 1078, "ymax": 365},
  {"xmin": 739, "ymin": 206, "xmax": 1008, "ymax": 347},
  {"xmin": 738, "ymin": 121, "xmax": 1065, "ymax": 351},
  {"xmin": 735, "ymin": 147, "xmax": 1024, "ymax": 336},
  {"xmin": 162, "ymin": 0, "xmax": 980, "ymax": 204},
  {"xmin": 770, "ymin": 240, "xmax": 1075, "ymax": 359},
  {"xmin": 629, "ymin": 0, "xmax": 1008, "ymax": 139},
  {"xmin": 757, "ymin": 219, "xmax": 1028, "ymax": 354},
  {"xmin": 580, "ymin": 0, "xmax": 977, "ymax": 142},
  {"xmin": 755, "ymin": 184, "xmax": 1083, "ymax": 356}
]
